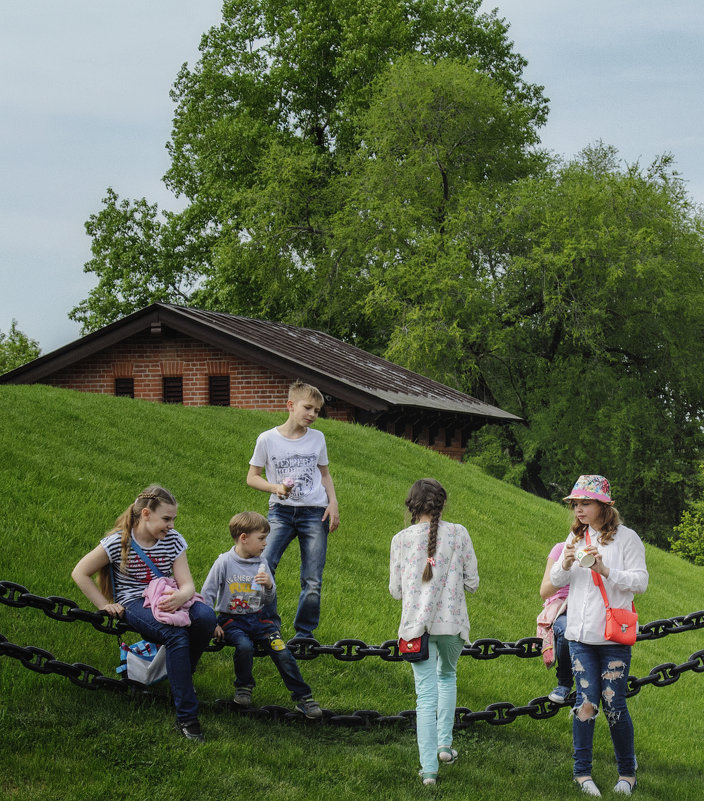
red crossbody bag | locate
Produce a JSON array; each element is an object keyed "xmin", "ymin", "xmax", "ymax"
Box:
[{"xmin": 585, "ymin": 531, "xmax": 638, "ymax": 645}]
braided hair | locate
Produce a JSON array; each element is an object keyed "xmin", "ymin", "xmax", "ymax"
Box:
[
  {"xmin": 98, "ymin": 485, "xmax": 177, "ymax": 600},
  {"xmin": 405, "ymin": 478, "xmax": 447, "ymax": 582}
]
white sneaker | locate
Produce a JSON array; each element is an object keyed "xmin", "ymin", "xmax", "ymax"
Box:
[
  {"xmin": 613, "ymin": 779, "xmax": 636, "ymax": 795},
  {"xmin": 575, "ymin": 778, "xmax": 601, "ymax": 797}
]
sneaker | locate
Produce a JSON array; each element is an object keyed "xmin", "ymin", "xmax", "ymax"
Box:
[
  {"xmin": 419, "ymin": 770, "xmax": 438, "ymax": 786},
  {"xmin": 575, "ymin": 778, "xmax": 601, "ymax": 797},
  {"xmin": 234, "ymin": 687, "xmax": 253, "ymax": 707},
  {"xmin": 548, "ymin": 685, "xmax": 572, "ymax": 704},
  {"xmin": 295, "ymin": 697, "xmax": 323, "ymax": 719},
  {"xmin": 438, "ymin": 747, "xmax": 458, "ymax": 764},
  {"xmin": 613, "ymin": 779, "xmax": 636, "ymax": 795},
  {"xmin": 174, "ymin": 718, "xmax": 205, "ymax": 742}
]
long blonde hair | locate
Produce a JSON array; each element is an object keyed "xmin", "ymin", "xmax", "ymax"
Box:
[
  {"xmin": 98, "ymin": 485, "xmax": 177, "ymax": 600},
  {"xmin": 405, "ymin": 478, "xmax": 447, "ymax": 582},
  {"xmin": 570, "ymin": 501, "xmax": 622, "ymax": 546}
]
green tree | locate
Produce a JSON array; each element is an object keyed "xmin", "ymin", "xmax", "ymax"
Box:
[
  {"xmin": 73, "ymin": 0, "xmax": 547, "ymax": 336},
  {"xmin": 0, "ymin": 320, "xmax": 40, "ymax": 374},
  {"xmin": 471, "ymin": 145, "xmax": 704, "ymax": 544}
]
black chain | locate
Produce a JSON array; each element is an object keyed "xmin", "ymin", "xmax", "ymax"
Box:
[
  {"xmin": 4, "ymin": 580, "xmax": 702, "ymax": 662},
  {"xmin": 2, "ymin": 631, "xmax": 702, "ymax": 729}
]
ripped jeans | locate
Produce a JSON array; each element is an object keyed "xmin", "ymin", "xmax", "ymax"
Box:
[{"xmin": 568, "ymin": 641, "xmax": 635, "ymax": 777}]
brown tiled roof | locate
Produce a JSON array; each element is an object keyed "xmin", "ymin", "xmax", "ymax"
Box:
[{"xmin": 0, "ymin": 303, "xmax": 520, "ymax": 421}]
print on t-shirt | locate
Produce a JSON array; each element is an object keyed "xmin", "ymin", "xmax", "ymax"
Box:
[
  {"xmin": 226, "ymin": 574, "xmax": 264, "ymax": 613},
  {"xmin": 272, "ymin": 452, "xmax": 318, "ymax": 501}
]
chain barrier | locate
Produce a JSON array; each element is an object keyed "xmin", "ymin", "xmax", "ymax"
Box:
[
  {"xmin": 2, "ymin": 580, "xmax": 704, "ymax": 730},
  {"xmin": 1, "ymin": 631, "xmax": 702, "ymax": 729},
  {"xmin": 3, "ymin": 580, "xmax": 703, "ymax": 663}
]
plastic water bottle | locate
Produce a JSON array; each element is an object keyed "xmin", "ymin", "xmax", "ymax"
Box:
[{"xmin": 250, "ymin": 562, "xmax": 267, "ymax": 592}]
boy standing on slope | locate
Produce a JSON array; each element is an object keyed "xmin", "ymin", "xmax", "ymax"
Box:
[{"xmin": 246, "ymin": 379, "xmax": 339, "ymax": 640}]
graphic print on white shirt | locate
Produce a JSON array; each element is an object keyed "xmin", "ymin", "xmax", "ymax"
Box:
[{"xmin": 271, "ymin": 452, "xmax": 318, "ymax": 501}]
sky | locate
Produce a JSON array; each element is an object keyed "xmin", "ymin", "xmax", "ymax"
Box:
[{"xmin": 1, "ymin": 1, "xmax": 703, "ymax": 354}]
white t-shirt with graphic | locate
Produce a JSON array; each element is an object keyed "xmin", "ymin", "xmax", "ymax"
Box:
[{"xmin": 250, "ymin": 426, "xmax": 329, "ymax": 508}]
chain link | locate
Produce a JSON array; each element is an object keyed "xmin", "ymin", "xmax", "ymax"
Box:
[
  {"xmin": 5, "ymin": 580, "xmax": 701, "ymax": 664},
  {"xmin": 2, "ymin": 625, "xmax": 703, "ymax": 730}
]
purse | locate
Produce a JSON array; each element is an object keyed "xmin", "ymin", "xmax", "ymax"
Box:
[
  {"xmin": 399, "ymin": 632, "xmax": 430, "ymax": 662},
  {"xmin": 585, "ymin": 531, "xmax": 638, "ymax": 645},
  {"xmin": 112, "ymin": 538, "xmax": 169, "ymax": 684},
  {"xmin": 397, "ymin": 525, "xmax": 458, "ymax": 663}
]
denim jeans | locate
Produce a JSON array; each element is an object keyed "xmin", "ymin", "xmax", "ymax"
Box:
[
  {"xmin": 568, "ymin": 640, "xmax": 635, "ymax": 777},
  {"xmin": 263, "ymin": 504, "xmax": 329, "ymax": 637},
  {"xmin": 218, "ymin": 612, "xmax": 313, "ymax": 701},
  {"xmin": 411, "ymin": 634, "xmax": 465, "ymax": 776},
  {"xmin": 553, "ymin": 613, "xmax": 573, "ymax": 688},
  {"xmin": 123, "ymin": 599, "xmax": 216, "ymax": 722}
]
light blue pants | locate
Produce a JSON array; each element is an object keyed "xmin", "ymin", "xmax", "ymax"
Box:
[{"xmin": 411, "ymin": 634, "xmax": 465, "ymax": 775}]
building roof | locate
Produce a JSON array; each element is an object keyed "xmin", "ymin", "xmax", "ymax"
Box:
[{"xmin": 0, "ymin": 303, "xmax": 521, "ymax": 422}]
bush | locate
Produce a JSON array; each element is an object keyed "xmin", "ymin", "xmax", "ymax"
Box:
[{"xmin": 669, "ymin": 511, "xmax": 704, "ymax": 566}]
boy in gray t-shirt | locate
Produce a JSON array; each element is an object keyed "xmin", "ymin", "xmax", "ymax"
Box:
[{"xmin": 201, "ymin": 511, "xmax": 322, "ymax": 718}]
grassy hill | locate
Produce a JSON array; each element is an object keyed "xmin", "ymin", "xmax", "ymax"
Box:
[{"xmin": 1, "ymin": 385, "xmax": 702, "ymax": 801}]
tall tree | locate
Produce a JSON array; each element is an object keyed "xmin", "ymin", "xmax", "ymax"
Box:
[
  {"xmin": 473, "ymin": 145, "xmax": 704, "ymax": 543},
  {"xmin": 73, "ymin": 0, "xmax": 547, "ymax": 337}
]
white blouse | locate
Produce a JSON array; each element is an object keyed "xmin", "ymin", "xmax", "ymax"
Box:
[
  {"xmin": 389, "ymin": 520, "xmax": 479, "ymax": 642},
  {"xmin": 549, "ymin": 524, "xmax": 648, "ymax": 645}
]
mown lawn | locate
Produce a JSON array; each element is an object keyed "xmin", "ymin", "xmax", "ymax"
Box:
[{"xmin": 1, "ymin": 385, "xmax": 702, "ymax": 800}]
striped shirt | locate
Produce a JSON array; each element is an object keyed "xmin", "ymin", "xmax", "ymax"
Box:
[{"xmin": 100, "ymin": 530, "xmax": 187, "ymax": 605}]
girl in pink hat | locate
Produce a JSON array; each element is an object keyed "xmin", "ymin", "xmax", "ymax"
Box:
[{"xmin": 549, "ymin": 475, "xmax": 648, "ymax": 797}]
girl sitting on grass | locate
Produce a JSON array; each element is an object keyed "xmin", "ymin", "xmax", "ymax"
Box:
[
  {"xmin": 389, "ymin": 478, "xmax": 479, "ymax": 786},
  {"xmin": 71, "ymin": 484, "xmax": 216, "ymax": 742}
]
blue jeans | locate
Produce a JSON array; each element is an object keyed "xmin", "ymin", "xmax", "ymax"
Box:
[
  {"xmin": 411, "ymin": 634, "xmax": 465, "ymax": 776},
  {"xmin": 263, "ymin": 504, "xmax": 329, "ymax": 638},
  {"xmin": 568, "ymin": 640, "xmax": 636, "ymax": 777},
  {"xmin": 218, "ymin": 612, "xmax": 313, "ymax": 701},
  {"xmin": 553, "ymin": 613, "xmax": 573, "ymax": 688},
  {"xmin": 124, "ymin": 599, "xmax": 216, "ymax": 722}
]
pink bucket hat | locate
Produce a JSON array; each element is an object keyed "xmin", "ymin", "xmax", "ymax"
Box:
[{"xmin": 563, "ymin": 474, "xmax": 613, "ymax": 505}]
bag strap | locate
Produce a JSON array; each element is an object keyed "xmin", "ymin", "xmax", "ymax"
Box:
[
  {"xmin": 584, "ymin": 530, "xmax": 635, "ymax": 613},
  {"xmin": 130, "ymin": 537, "xmax": 165, "ymax": 578}
]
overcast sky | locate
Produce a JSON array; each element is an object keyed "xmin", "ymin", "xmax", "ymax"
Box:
[{"xmin": 2, "ymin": 1, "xmax": 703, "ymax": 354}]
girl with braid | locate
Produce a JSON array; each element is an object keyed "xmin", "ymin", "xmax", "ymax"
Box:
[
  {"xmin": 389, "ymin": 478, "xmax": 479, "ymax": 786},
  {"xmin": 72, "ymin": 485, "xmax": 216, "ymax": 742}
]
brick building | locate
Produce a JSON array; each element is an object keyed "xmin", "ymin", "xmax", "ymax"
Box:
[{"xmin": 0, "ymin": 303, "xmax": 520, "ymax": 459}]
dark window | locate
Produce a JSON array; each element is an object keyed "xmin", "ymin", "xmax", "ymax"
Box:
[
  {"xmin": 114, "ymin": 378, "xmax": 134, "ymax": 398},
  {"xmin": 163, "ymin": 376, "xmax": 183, "ymax": 404},
  {"xmin": 208, "ymin": 375, "xmax": 230, "ymax": 406}
]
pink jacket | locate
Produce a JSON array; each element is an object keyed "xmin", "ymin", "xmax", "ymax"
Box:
[
  {"xmin": 142, "ymin": 577, "xmax": 205, "ymax": 626},
  {"xmin": 537, "ymin": 596, "xmax": 568, "ymax": 668}
]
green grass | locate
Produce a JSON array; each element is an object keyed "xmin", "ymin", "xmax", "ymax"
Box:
[{"xmin": 1, "ymin": 385, "xmax": 703, "ymax": 800}]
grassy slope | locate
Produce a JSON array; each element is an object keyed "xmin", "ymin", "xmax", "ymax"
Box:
[{"xmin": 0, "ymin": 385, "xmax": 702, "ymax": 801}]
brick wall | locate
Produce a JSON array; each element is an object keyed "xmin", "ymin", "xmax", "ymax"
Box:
[
  {"xmin": 44, "ymin": 330, "xmax": 355, "ymax": 419},
  {"xmin": 42, "ymin": 329, "xmax": 467, "ymax": 459}
]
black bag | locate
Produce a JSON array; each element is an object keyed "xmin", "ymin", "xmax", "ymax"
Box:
[{"xmin": 399, "ymin": 632, "xmax": 430, "ymax": 662}]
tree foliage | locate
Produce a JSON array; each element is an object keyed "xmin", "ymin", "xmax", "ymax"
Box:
[
  {"xmin": 0, "ymin": 320, "xmax": 40, "ymax": 374},
  {"xmin": 469, "ymin": 145, "xmax": 704, "ymax": 544},
  {"xmin": 73, "ymin": 0, "xmax": 547, "ymax": 340}
]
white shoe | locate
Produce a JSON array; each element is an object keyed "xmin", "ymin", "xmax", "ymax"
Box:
[
  {"xmin": 613, "ymin": 779, "xmax": 636, "ymax": 795},
  {"xmin": 437, "ymin": 747, "xmax": 458, "ymax": 764},
  {"xmin": 575, "ymin": 778, "xmax": 601, "ymax": 797}
]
